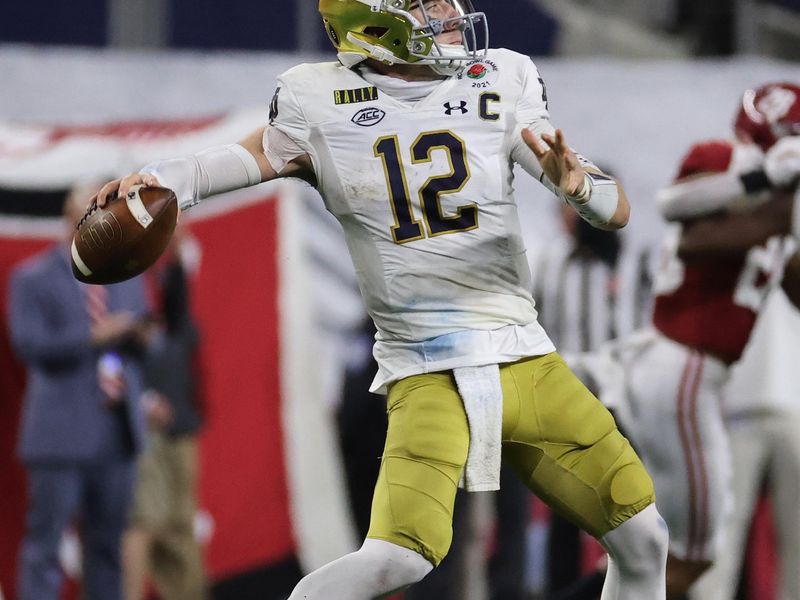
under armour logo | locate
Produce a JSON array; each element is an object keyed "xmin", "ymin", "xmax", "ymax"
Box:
[{"xmin": 444, "ymin": 101, "xmax": 468, "ymax": 115}]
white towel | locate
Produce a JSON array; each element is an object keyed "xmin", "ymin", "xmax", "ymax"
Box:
[{"xmin": 453, "ymin": 364, "xmax": 503, "ymax": 492}]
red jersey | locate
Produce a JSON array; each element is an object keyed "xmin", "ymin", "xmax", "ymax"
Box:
[{"xmin": 653, "ymin": 229, "xmax": 785, "ymax": 363}]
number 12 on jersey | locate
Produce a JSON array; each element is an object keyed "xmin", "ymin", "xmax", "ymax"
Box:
[{"xmin": 374, "ymin": 131, "xmax": 478, "ymax": 244}]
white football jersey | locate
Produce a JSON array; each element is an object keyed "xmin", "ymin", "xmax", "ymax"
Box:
[
  {"xmin": 270, "ymin": 49, "xmax": 558, "ymax": 391},
  {"xmin": 725, "ymin": 239, "xmax": 800, "ymax": 414}
]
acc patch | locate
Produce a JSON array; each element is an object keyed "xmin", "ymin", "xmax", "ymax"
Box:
[
  {"xmin": 334, "ymin": 86, "xmax": 379, "ymax": 105},
  {"xmin": 351, "ymin": 107, "xmax": 386, "ymax": 127},
  {"xmin": 458, "ymin": 59, "xmax": 499, "ymax": 89}
]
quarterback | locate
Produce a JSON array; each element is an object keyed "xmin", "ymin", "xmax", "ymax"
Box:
[{"xmin": 98, "ymin": 1, "xmax": 668, "ymax": 598}]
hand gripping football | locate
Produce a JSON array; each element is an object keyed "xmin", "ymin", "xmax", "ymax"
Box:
[{"xmin": 71, "ymin": 185, "xmax": 178, "ymax": 284}]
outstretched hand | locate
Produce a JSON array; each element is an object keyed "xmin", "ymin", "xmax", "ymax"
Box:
[{"xmin": 522, "ymin": 128, "xmax": 587, "ymax": 198}]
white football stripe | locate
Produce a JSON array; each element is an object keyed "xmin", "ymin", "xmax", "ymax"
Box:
[
  {"xmin": 126, "ymin": 184, "xmax": 154, "ymax": 229},
  {"xmin": 70, "ymin": 240, "xmax": 93, "ymax": 276}
]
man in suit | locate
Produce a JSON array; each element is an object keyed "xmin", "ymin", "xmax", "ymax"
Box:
[{"xmin": 8, "ymin": 181, "xmax": 151, "ymax": 600}]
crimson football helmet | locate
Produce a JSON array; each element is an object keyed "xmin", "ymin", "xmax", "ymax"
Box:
[{"xmin": 734, "ymin": 82, "xmax": 800, "ymax": 151}]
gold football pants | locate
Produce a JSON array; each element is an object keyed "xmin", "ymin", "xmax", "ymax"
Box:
[{"xmin": 366, "ymin": 353, "xmax": 655, "ymax": 566}]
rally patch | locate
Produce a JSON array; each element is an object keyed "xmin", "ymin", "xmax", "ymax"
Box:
[{"xmin": 334, "ymin": 86, "xmax": 379, "ymax": 105}]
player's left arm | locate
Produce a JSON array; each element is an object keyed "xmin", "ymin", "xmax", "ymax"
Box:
[
  {"xmin": 658, "ymin": 136, "xmax": 800, "ymax": 221},
  {"xmin": 521, "ymin": 128, "xmax": 629, "ymax": 230},
  {"xmin": 509, "ymin": 57, "xmax": 627, "ymax": 230},
  {"xmin": 677, "ymin": 191, "xmax": 794, "ymax": 262}
]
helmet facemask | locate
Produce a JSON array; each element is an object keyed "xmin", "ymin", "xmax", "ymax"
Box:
[{"xmin": 402, "ymin": 0, "xmax": 489, "ymax": 75}]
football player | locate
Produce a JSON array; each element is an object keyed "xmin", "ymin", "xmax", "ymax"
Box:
[
  {"xmin": 656, "ymin": 82, "xmax": 800, "ymax": 222},
  {"xmin": 622, "ymin": 83, "xmax": 800, "ymax": 599},
  {"xmin": 96, "ymin": 1, "xmax": 669, "ymax": 598},
  {"xmin": 652, "ymin": 83, "xmax": 800, "ymax": 600}
]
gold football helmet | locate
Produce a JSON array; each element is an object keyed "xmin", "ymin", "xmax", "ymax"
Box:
[{"xmin": 319, "ymin": 0, "xmax": 488, "ymax": 76}]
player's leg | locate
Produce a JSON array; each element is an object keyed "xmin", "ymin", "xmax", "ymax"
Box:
[
  {"xmin": 687, "ymin": 412, "xmax": 767, "ymax": 600},
  {"xmin": 500, "ymin": 354, "xmax": 667, "ymax": 600},
  {"xmin": 768, "ymin": 411, "xmax": 800, "ymax": 600},
  {"xmin": 288, "ymin": 538, "xmax": 434, "ymax": 599},
  {"xmin": 600, "ymin": 504, "xmax": 669, "ymax": 600},
  {"xmin": 624, "ymin": 335, "xmax": 731, "ymax": 598},
  {"xmin": 289, "ymin": 372, "xmax": 469, "ymax": 599}
]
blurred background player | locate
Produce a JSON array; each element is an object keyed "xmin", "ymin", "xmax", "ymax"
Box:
[
  {"xmin": 7, "ymin": 181, "xmax": 151, "ymax": 600},
  {"xmin": 622, "ymin": 126, "xmax": 798, "ymax": 599},
  {"xmin": 122, "ymin": 227, "xmax": 207, "ymax": 600},
  {"xmin": 687, "ymin": 82, "xmax": 800, "ymax": 600}
]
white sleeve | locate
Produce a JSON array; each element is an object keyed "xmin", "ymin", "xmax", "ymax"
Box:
[
  {"xmin": 141, "ymin": 144, "xmax": 262, "ymax": 211},
  {"xmin": 268, "ymin": 77, "xmax": 312, "ymax": 155},
  {"xmin": 515, "ymin": 58, "xmax": 550, "ymax": 126},
  {"xmin": 656, "ymin": 172, "xmax": 749, "ymax": 221},
  {"xmin": 509, "ymin": 59, "xmax": 598, "ymax": 193},
  {"xmin": 510, "ymin": 59, "xmax": 552, "ymax": 184},
  {"xmin": 262, "ymin": 126, "xmax": 306, "ymax": 174},
  {"xmin": 657, "ymin": 143, "xmax": 767, "ymax": 221}
]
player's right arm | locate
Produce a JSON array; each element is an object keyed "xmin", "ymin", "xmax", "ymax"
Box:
[
  {"xmin": 96, "ymin": 125, "xmax": 313, "ymax": 209},
  {"xmin": 99, "ymin": 71, "xmax": 314, "ymax": 209}
]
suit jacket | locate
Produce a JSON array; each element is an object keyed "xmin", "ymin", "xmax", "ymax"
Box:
[
  {"xmin": 8, "ymin": 245, "xmax": 148, "ymax": 464},
  {"xmin": 144, "ymin": 262, "xmax": 203, "ymax": 438}
]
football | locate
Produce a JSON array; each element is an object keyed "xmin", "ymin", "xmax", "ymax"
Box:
[{"xmin": 71, "ymin": 185, "xmax": 178, "ymax": 284}]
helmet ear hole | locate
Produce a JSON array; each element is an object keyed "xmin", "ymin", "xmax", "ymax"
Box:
[{"xmin": 363, "ymin": 26, "xmax": 390, "ymax": 38}]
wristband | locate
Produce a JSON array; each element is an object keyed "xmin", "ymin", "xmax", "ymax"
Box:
[
  {"xmin": 740, "ymin": 169, "xmax": 771, "ymax": 194},
  {"xmin": 562, "ymin": 172, "xmax": 619, "ymax": 227}
]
